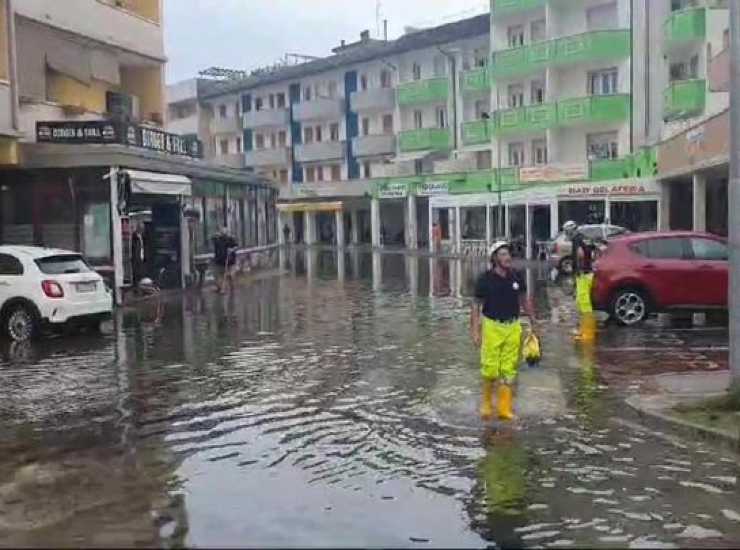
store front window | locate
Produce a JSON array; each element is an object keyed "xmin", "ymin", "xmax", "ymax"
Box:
[
  {"xmin": 461, "ymin": 207, "xmax": 486, "ymax": 240},
  {"xmin": 559, "ymin": 200, "xmax": 606, "ymax": 226},
  {"xmin": 609, "ymin": 200, "xmax": 658, "ymax": 232},
  {"xmin": 205, "ymin": 195, "xmax": 226, "ymax": 251},
  {"xmin": 0, "ymin": 181, "xmax": 34, "ymax": 245}
]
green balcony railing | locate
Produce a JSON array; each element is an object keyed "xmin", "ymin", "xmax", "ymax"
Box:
[
  {"xmin": 493, "ymin": 103, "xmax": 557, "ymax": 135},
  {"xmin": 557, "ymin": 94, "xmax": 630, "ymax": 127},
  {"xmin": 664, "ymin": 8, "xmax": 706, "ymax": 48},
  {"xmin": 462, "ymin": 120, "xmax": 491, "ymax": 146},
  {"xmin": 397, "ymin": 77, "xmax": 449, "ymax": 106},
  {"xmin": 491, "ymin": 29, "xmax": 630, "ymax": 80},
  {"xmin": 461, "ymin": 67, "xmax": 490, "ymax": 94},
  {"xmin": 663, "ymin": 79, "xmax": 706, "ymax": 121},
  {"xmin": 492, "ymin": 0, "xmax": 545, "ymax": 16},
  {"xmin": 590, "ymin": 157, "xmax": 634, "ymax": 181},
  {"xmin": 398, "ymin": 128, "xmax": 451, "ymax": 152}
]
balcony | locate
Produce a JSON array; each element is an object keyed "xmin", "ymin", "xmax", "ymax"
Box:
[
  {"xmin": 350, "ymin": 88, "xmax": 396, "ymax": 112},
  {"xmin": 590, "ymin": 157, "xmax": 634, "ymax": 181},
  {"xmin": 352, "ymin": 134, "xmax": 396, "ymax": 157},
  {"xmin": 210, "ymin": 116, "xmax": 242, "ymax": 135},
  {"xmin": 461, "ymin": 67, "xmax": 490, "ymax": 94},
  {"xmin": 557, "ymin": 94, "xmax": 630, "ymax": 127},
  {"xmin": 663, "ymin": 79, "xmax": 706, "ymax": 121},
  {"xmin": 244, "ymin": 147, "xmax": 291, "ymax": 167},
  {"xmin": 492, "ymin": 0, "xmax": 545, "ymax": 16},
  {"xmin": 218, "ymin": 154, "xmax": 246, "ymax": 169},
  {"xmin": 664, "ymin": 8, "xmax": 706, "ymax": 50},
  {"xmin": 243, "ymin": 108, "xmax": 290, "ymax": 128},
  {"xmin": 295, "ymin": 140, "xmax": 345, "ymax": 163},
  {"xmin": 462, "ymin": 120, "xmax": 492, "ymax": 146},
  {"xmin": 494, "ymin": 103, "xmax": 557, "ymax": 135},
  {"xmin": 491, "ymin": 30, "xmax": 630, "ymax": 80},
  {"xmin": 293, "ymin": 97, "xmax": 344, "ymax": 122},
  {"xmin": 398, "ymin": 128, "xmax": 451, "ymax": 152},
  {"xmin": 397, "ymin": 77, "xmax": 449, "ymax": 106}
]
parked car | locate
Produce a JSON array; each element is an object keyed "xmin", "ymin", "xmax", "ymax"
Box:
[
  {"xmin": 548, "ymin": 224, "xmax": 629, "ymax": 275},
  {"xmin": 0, "ymin": 246, "xmax": 112, "ymax": 341},
  {"xmin": 591, "ymin": 231, "xmax": 728, "ymax": 326}
]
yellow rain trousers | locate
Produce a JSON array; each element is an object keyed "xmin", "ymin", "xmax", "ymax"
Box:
[
  {"xmin": 480, "ymin": 317, "xmax": 523, "ymax": 383},
  {"xmin": 575, "ymin": 273, "xmax": 594, "ymax": 314}
]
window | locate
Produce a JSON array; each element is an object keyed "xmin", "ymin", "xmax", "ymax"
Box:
[
  {"xmin": 363, "ymin": 161, "xmax": 372, "ymax": 179},
  {"xmin": 270, "ymin": 133, "xmax": 277, "ymax": 148},
  {"xmin": 315, "ymin": 125, "xmax": 323, "ymax": 142},
  {"xmin": 412, "ymin": 62, "xmax": 422, "ymax": 81},
  {"xmin": 382, "ymin": 114, "xmax": 394, "ymax": 134},
  {"xmin": 219, "ymin": 104, "xmax": 227, "ymax": 118},
  {"xmin": 306, "ymin": 166, "xmax": 316, "ymax": 182},
  {"xmin": 304, "ymin": 127, "xmax": 314, "ymax": 144},
  {"xmin": 669, "ymin": 58, "xmax": 699, "ymax": 81},
  {"xmin": 508, "ymin": 142, "xmax": 525, "ymax": 166},
  {"xmin": 327, "ymin": 81, "xmax": 338, "ymax": 98},
  {"xmin": 236, "ymin": 137, "xmax": 242, "ymax": 153},
  {"xmin": 508, "ymin": 84, "xmax": 524, "ymax": 108},
  {"xmin": 587, "ymin": 2, "xmax": 618, "ymax": 31},
  {"xmin": 277, "ymin": 93, "xmax": 286, "ymax": 108},
  {"xmin": 436, "ymin": 107, "xmax": 447, "ymax": 129},
  {"xmin": 219, "ymin": 139, "xmax": 229, "ymax": 155},
  {"xmin": 588, "ymin": 68, "xmax": 618, "ymax": 95},
  {"xmin": 476, "ymin": 150, "xmax": 492, "ymax": 170},
  {"xmin": 508, "ymin": 25, "xmax": 525, "ymax": 48},
  {"xmin": 380, "ymin": 70, "xmax": 392, "ymax": 88},
  {"xmin": 267, "ymin": 94, "xmax": 274, "ymax": 109},
  {"xmin": 587, "ymin": 131, "xmax": 619, "ymax": 160},
  {"xmin": 724, "ymin": 29, "xmax": 730, "ymax": 50},
  {"xmin": 360, "ymin": 74, "xmax": 369, "ymax": 91},
  {"xmin": 235, "ymin": 102, "xmax": 240, "ymax": 117},
  {"xmin": 331, "ymin": 165, "xmax": 341, "ymax": 181},
  {"xmin": 304, "ymin": 86, "xmax": 312, "ymax": 101},
  {"xmin": 433, "ymin": 55, "xmax": 447, "ymax": 77},
  {"xmin": 414, "ymin": 159, "xmax": 423, "ymax": 176},
  {"xmin": 362, "ymin": 117, "xmax": 370, "ymax": 136},
  {"xmin": 531, "ymin": 80, "xmax": 545, "ymax": 104},
  {"xmin": 413, "ymin": 110, "xmax": 423, "ymax": 129},
  {"xmin": 474, "ymin": 48, "xmax": 488, "ymax": 67},
  {"xmin": 475, "ymin": 99, "xmax": 489, "ymax": 119},
  {"xmin": 278, "ymin": 131, "xmax": 287, "ymax": 147},
  {"xmin": 633, "ymin": 237, "xmax": 688, "ymax": 260},
  {"xmin": 691, "ymin": 238, "xmax": 728, "ymax": 261},
  {"xmin": 532, "ymin": 139, "xmax": 548, "ymax": 165},
  {"xmin": 0, "ymin": 254, "xmax": 23, "ymax": 275},
  {"xmin": 317, "ymin": 166, "xmax": 324, "ymax": 181},
  {"xmin": 531, "ymin": 19, "xmax": 546, "ymax": 42},
  {"xmin": 690, "ymin": 54, "xmax": 699, "ymax": 78},
  {"xmin": 279, "ymin": 169, "xmax": 289, "ymax": 183},
  {"xmin": 330, "ymin": 123, "xmax": 340, "ymax": 141},
  {"xmin": 254, "ymin": 98, "xmax": 263, "ymax": 112}
]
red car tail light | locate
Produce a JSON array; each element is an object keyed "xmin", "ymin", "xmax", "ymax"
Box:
[{"xmin": 42, "ymin": 280, "xmax": 65, "ymax": 298}]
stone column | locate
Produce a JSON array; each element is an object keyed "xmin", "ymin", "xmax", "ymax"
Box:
[
  {"xmin": 372, "ymin": 250, "xmax": 382, "ymax": 291},
  {"xmin": 371, "ymin": 197, "xmax": 381, "ymax": 248},
  {"xmin": 550, "ymin": 200, "xmax": 559, "ymax": 240},
  {"xmin": 278, "ymin": 211, "xmax": 286, "ymax": 245},
  {"xmin": 350, "ymin": 209, "xmax": 360, "ymax": 245},
  {"xmin": 335, "ymin": 208, "xmax": 345, "ymax": 248},
  {"xmin": 406, "ymin": 194, "xmax": 418, "ymax": 250},
  {"xmin": 525, "ymin": 204, "xmax": 533, "ymax": 261},
  {"xmin": 659, "ymin": 182, "xmax": 671, "ymax": 231},
  {"xmin": 455, "ymin": 206, "xmax": 462, "ymax": 255},
  {"xmin": 304, "ymin": 210, "xmax": 317, "ymax": 245},
  {"xmin": 692, "ymin": 172, "xmax": 707, "ymax": 232}
]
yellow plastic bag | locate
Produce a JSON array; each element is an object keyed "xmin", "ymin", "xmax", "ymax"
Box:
[{"xmin": 522, "ymin": 332, "xmax": 541, "ymax": 366}]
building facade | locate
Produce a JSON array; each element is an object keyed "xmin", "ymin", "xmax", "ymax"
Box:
[{"xmin": 194, "ymin": 1, "xmax": 731, "ymax": 256}]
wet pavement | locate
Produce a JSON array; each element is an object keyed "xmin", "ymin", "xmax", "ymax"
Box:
[{"xmin": 0, "ymin": 248, "xmax": 738, "ymax": 548}]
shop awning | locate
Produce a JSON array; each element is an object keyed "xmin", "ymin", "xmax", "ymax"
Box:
[{"xmin": 126, "ymin": 169, "xmax": 192, "ymax": 196}]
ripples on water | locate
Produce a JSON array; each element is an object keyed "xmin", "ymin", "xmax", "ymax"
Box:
[{"xmin": 0, "ymin": 249, "xmax": 738, "ymax": 548}]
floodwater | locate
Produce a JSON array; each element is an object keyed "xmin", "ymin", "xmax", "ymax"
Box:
[{"xmin": 0, "ymin": 248, "xmax": 738, "ymax": 548}]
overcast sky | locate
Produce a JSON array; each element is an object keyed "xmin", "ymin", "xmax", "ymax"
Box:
[{"xmin": 164, "ymin": 0, "xmax": 489, "ymax": 83}]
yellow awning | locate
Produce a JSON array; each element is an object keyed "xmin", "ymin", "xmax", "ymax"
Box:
[{"xmin": 277, "ymin": 201, "xmax": 344, "ymax": 213}]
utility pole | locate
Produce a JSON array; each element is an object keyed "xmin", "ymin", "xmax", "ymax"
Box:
[{"xmin": 730, "ymin": 0, "xmax": 740, "ymax": 389}]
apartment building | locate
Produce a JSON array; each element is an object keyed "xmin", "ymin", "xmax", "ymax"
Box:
[
  {"xmin": 198, "ymin": 1, "xmax": 730, "ymax": 256},
  {"xmin": 0, "ymin": 0, "xmax": 277, "ymax": 302}
]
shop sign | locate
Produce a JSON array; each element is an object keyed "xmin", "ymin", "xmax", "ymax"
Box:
[
  {"xmin": 520, "ymin": 163, "xmax": 588, "ymax": 183},
  {"xmin": 562, "ymin": 183, "xmax": 652, "ymax": 197},
  {"xmin": 36, "ymin": 120, "xmax": 202, "ymax": 159},
  {"xmin": 379, "ymin": 182, "xmax": 408, "ymax": 199},
  {"xmin": 416, "ymin": 180, "xmax": 449, "ymax": 196}
]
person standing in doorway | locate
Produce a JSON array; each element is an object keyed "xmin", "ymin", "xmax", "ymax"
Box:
[
  {"xmin": 212, "ymin": 226, "xmax": 238, "ymax": 294},
  {"xmin": 471, "ymin": 241, "xmax": 536, "ymax": 421},
  {"xmin": 131, "ymin": 221, "xmax": 146, "ymax": 289}
]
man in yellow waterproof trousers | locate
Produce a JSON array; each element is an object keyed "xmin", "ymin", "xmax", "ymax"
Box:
[
  {"xmin": 563, "ymin": 221, "xmax": 597, "ymax": 343},
  {"xmin": 471, "ymin": 241, "xmax": 536, "ymax": 421}
]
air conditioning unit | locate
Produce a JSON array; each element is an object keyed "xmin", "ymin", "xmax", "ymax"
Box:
[{"xmin": 106, "ymin": 91, "xmax": 140, "ymax": 122}]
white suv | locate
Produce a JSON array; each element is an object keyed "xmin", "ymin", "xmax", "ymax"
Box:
[{"xmin": 0, "ymin": 246, "xmax": 113, "ymax": 341}]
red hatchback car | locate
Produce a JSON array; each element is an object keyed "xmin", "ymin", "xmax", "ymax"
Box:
[{"xmin": 591, "ymin": 231, "xmax": 728, "ymax": 325}]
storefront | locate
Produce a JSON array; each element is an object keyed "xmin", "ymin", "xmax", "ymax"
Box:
[{"xmin": 1, "ymin": 121, "xmax": 277, "ymax": 303}]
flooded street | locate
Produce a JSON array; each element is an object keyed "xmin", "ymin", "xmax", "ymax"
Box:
[{"xmin": 0, "ymin": 249, "xmax": 738, "ymax": 548}]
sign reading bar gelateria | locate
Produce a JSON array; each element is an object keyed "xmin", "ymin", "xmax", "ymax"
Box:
[
  {"xmin": 519, "ymin": 163, "xmax": 588, "ymax": 183},
  {"xmin": 36, "ymin": 120, "xmax": 203, "ymax": 159}
]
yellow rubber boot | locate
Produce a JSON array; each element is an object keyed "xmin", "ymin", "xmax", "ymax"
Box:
[
  {"xmin": 480, "ymin": 379, "xmax": 495, "ymax": 421},
  {"xmin": 574, "ymin": 313, "xmax": 597, "ymax": 343},
  {"xmin": 498, "ymin": 384, "xmax": 515, "ymax": 421}
]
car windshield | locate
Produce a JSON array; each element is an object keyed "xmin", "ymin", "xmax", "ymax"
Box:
[{"xmin": 35, "ymin": 255, "xmax": 93, "ymax": 275}]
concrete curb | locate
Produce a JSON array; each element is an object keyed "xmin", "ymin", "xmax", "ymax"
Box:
[{"xmin": 625, "ymin": 395, "xmax": 740, "ymax": 453}]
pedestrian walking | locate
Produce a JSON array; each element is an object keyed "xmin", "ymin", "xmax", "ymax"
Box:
[
  {"xmin": 563, "ymin": 220, "xmax": 597, "ymax": 342},
  {"xmin": 212, "ymin": 226, "xmax": 238, "ymax": 294},
  {"xmin": 471, "ymin": 240, "xmax": 536, "ymax": 421}
]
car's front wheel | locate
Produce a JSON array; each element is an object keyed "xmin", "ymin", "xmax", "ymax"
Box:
[
  {"xmin": 3, "ymin": 304, "xmax": 39, "ymax": 342},
  {"xmin": 611, "ymin": 288, "xmax": 649, "ymax": 326}
]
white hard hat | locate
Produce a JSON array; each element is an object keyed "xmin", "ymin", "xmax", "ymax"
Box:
[
  {"xmin": 489, "ymin": 240, "xmax": 510, "ymax": 257},
  {"xmin": 563, "ymin": 220, "xmax": 578, "ymax": 232}
]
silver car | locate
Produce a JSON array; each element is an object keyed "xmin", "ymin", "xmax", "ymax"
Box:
[{"xmin": 548, "ymin": 224, "xmax": 629, "ymax": 275}]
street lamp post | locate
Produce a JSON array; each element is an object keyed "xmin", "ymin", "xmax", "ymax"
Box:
[{"xmin": 729, "ymin": 1, "xmax": 740, "ymax": 390}]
